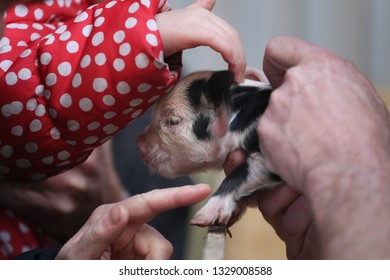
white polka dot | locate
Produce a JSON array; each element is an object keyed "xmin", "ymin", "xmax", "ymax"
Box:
[
  {"xmin": 125, "ymin": 17, "xmax": 137, "ymax": 29},
  {"xmin": 55, "ymin": 24, "xmax": 67, "ymax": 34},
  {"xmin": 44, "ymin": 90, "xmax": 51, "ymax": 100},
  {"xmin": 30, "ymin": 119, "xmax": 43, "ymax": 132},
  {"xmin": 67, "ymin": 120, "xmax": 80, "ymax": 131},
  {"xmin": 147, "ymin": 19, "xmax": 158, "ymax": 31},
  {"xmin": 103, "ymin": 95, "xmax": 116, "ymax": 106},
  {"xmin": 49, "ymin": 108, "xmax": 57, "ymax": 118},
  {"xmin": 0, "ymin": 45, "xmax": 12, "ymax": 54},
  {"xmin": 2, "ymin": 101, "xmax": 23, "ymax": 117},
  {"xmin": 103, "ymin": 124, "xmax": 119, "ymax": 134},
  {"xmin": 56, "ymin": 161, "xmax": 71, "ymax": 168},
  {"xmin": 72, "ymin": 73, "xmax": 82, "ymax": 88},
  {"xmin": 146, "ymin": 34, "xmax": 158, "ymax": 46},
  {"xmin": 33, "ymin": 23, "xmax": 44, "ymax": 30},
  {"xmin": 31, "ymin": 33, "xmax": 41, "ymax": 41},
  {"xmin": 50, "ymin": 127, "xmax": 61, "ymax": 139},
  {"xmin": 58, "ymin": 151, "xmax": 70, "ymax": 160},
  {"xmin": 5, "ymin": 72, "xmax": 18, "ymax": 85},
  {"xmin": 1, "ymin": 145, "xmax": 14, "ymax": 158},
  {"xmin": 87, "ymin": 122, "xmax": 100, "ymax": 131},
  {"xmin": 135, "ymin": 53, "xmax": 149, "ymax": 69},
  {"xmin": 15, "ymin": 5, "xmax": 29, "ymax": 17},
  {"xmin": 44, "ymin": 35, "xmax": 55, "ymax": 45},
  {"xmin": 82, "ymin": 24, "xmax": 93, "ymax": 37},
  {"xmin": 94, "ymin": 8, "xmax": 103, "ymax": 17},
  {"xmin": 66, "ymin": 140, "xmax": 76, "ymax": 146},
  {"xmin": 95, "ymin": 53, "xmax": 107, "ymax": 66},
  {"xmin": 104, "ymin": 112, "xmax": 116, "ymax": 119},
  {"xmin": 35, "ymin": 104, "xmax": 46, "ymax": 116},
  {"xmin": 0, "ymin": 231, "xmax": 11, "ymax": 242},
  {"xmin": 117, "ymin": 81, "xmax": 131, "ymax": 94},
  {"xmin": 35, "ymin": 85, "xmax": 45, "ymax": 96},
  {"xmin": 141, "ymin": 0, "xmax": 151, "ymax": 8},
  {"xmin": 25, "ymin": 142, "xmax": 38, "ymax": 153},
  {"xmin": 46, "ymin": 73, "xmax": 57, "ymax": 86},
  {"xmin": 128, "ymin": 2, "xmax": 140, "ymax": 13},
  {"xmin": 113, "ymin": 58, "xmax": 125, "ymax": 71},
  {"xmin": 119, "ymin": 43, "xmax": 131, "ymax": 56},
  {"xmin": 92, "ymin": 32, "xmax": 104, "ymax": 46},
  {"xmin": 59, "ymin": 31, "xmax": 71, "ymax": 41},
  {"xmin": 0, "ymin": 60, "xmax": 13, "ymax": 72},
  {"xmin": 34, "ymin": 8, "xmax": 44, "ymax": 20},
  {"xmin": 94, "ymin": 17, "xmax": 105, "ymax": 27},
  {"xmin": 19, "ymin": 222, "xmax": 30, "ymax": 234},
  {"xmin": 131, "ymin": 109, "xmax": 143, "ymax": 119},
  {"xmin": 130, "ymin": 99, "xmax": 143, "ymax": 107},
  {"xmin": 106, "ymin": 1, "xmax": 117, "ymax": 8},
  {"xmin": 67, "ymin": 41, "xmax": 79, "ymax": 53},
  {"xmin": 79, "ymin": 98, "xmax": 93, "ymax": 112},
  {"xmin": 113, "ymin": 30, "xmax": 125, "ymax": 44},
  {"xmin": 58, "ymin": 61, "xmax": 72, "ymax": 76},
  {"xmin": 18, "ymin": 68, "xmax": 32, "ymax": 80},
  {"xmin": 80, "ymin": 55, "xmax": 91, "ymax": 68},
  {"xmin": 16, "ymin": 159, "xmax": 31, "ymax": 168},
  {"xmin": 26, "ymin": 98, "xmax": 37, "ymax": 111},
  {"xmin": 40, "ymin": 52, "xmax": 52, "ymax": 65},
  {"xmin": 93, "ymin": 78, "xmax": 108, "ymax": 92},
  {"xmin": 60, "ymin": 93, "xmax": 72, "ymax": 108},
  {"xmin": 20, "ymin": 49, "xmax": 32, "ymax": 58},
  {"xmin": 138, "ymin": 83, "xmax": 152, "ymax": 92},
  {"xmin": 74, "ymin": 11, "xmax": 88, "ymax": 22},
  {"xmin": 42, "ymin": 156, "xmax": 54, "ymax": 164},
  {"xmin": 7, "ymin": 23, "xmax": 28, "ymax": 30},
  {"xmin": 83, "ymin": 136, "xmax": 98, "ymax": 144}
]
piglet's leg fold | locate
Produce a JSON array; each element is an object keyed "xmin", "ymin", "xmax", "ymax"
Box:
[{"xmin": 190, "ymin": 153, "xmax": 281, "ymax": 227}]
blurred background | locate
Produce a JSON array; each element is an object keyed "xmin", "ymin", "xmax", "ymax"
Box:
[{"xmin": 113, "ymin": 0, "xmax": 390, "ymax": 260}]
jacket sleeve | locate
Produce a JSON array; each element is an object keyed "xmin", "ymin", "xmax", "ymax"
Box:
[{"xmin": 0, "ymin": 0, "xmax": 181, "ymax": 182}]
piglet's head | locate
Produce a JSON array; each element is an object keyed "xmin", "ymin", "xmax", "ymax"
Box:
[{"xmin": 137, "ymin": 70, "xmax": 234, "ymax": 178}]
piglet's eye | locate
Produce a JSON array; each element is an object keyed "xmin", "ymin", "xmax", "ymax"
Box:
[{"xmin": 169, "ymin": 116, "xmax": 182, "ymax": 126}]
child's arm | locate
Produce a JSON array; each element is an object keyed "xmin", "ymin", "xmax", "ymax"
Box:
[{"xmin": 0, "ymin": 0, "xmax": 179, "ymax": 181}]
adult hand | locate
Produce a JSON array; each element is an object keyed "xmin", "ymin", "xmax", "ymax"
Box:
[
  {"xmin": 257, "ymin": 36, "xmax": 390, "ymax": 259},
  {"xmin": 258, "ymin": 36, "xmax": 390, "ymax": 193},
  {"xmin": 156, "ymin": 0, "xmax": 246, "ymax": 82},
  {"xmin": 56, "ymin": 184, "xmax": 211, "ymax": 260}
]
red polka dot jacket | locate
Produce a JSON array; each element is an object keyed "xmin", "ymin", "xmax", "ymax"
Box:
[{"xmin": 0, "ymin": 0, "xmax": 181, "ymax": 182}]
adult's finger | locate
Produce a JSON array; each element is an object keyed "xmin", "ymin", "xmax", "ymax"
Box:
[
  {"xmin": 132, "ymin": 225, "xmax": 173, "ymax": 260},
  {"xmin": 122, "ymin": 184, "xmax": 212, "ymax": 224},
  {"xmin": 263, "ymin": 36, "xmax": 322, "ymax": 87},
  {"xmin": 188, "ymin": 0, "xmax": 216, "ymax": 10},
  {"xmin": 56, "ymin": 203, "xmax": 129, "ymax": 259},
  {"xmin": 223, "ymin": 149, "xmax": 246, "ymax": 175},
  {"xmin": 257, "ymin": 184, "xmax": 300, "ymax": 235}
]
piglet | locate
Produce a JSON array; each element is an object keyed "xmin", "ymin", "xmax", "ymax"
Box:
[{"xmin": 136, "ymin": 70, "xmax": 282, "ymax": 228}]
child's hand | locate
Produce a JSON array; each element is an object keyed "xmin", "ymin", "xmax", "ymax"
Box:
[{"xmin": 156, "ymin": 0, "xmax": 246, "ymax": 82}]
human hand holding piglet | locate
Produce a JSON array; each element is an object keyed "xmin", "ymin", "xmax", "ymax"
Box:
[{"xmin": 256, "ymin": 36, "xmax": 390, "ymax": 259}]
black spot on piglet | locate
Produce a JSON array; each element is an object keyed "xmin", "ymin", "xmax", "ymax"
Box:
[{"xmin": 193, "ymin": 113, "xmax": 212, "ymax": 141}]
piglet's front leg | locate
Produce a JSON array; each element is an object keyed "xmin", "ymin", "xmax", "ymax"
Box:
[{"xmin": 190, "ymin": 153, "xmax": 280, "ymax": 227}]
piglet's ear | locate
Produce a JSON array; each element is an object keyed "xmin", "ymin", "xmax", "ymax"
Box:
[{"xmin": 204, "ymin": 71, "xmax": 234, "ymax": 138}]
